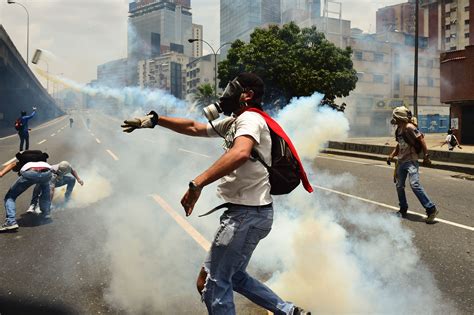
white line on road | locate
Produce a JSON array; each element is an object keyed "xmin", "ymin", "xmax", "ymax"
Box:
[
  {"xmin": 95, "ymin": 138, "xmax": 101, "ymax": 144},
  {"xmin": 51, "ymin": 133, "xmax": 56, "ymax": 137},
  {"xmin": 313, "ymin": 184, "xmax": 474, "ymax": 232},
  {"xmin": 37, "ymin": 139, "xmax": 47, "ymax": 145},
  {"xmin": 106, "ymin": 149, "xmax": 119, "ymax": 161},
  {"xmin": 91, "ymin": 133, "xmax": 95, "ymax": 137},
  {"xmin": 178, "ymin": 148, "xmax": 211, "ymax": 158},
  {"xmin": 150, "ymin": 194, "xmax": 211, "ymax": 251},
  {"xmin": 316, "ymin": 154, "xmax": 421, "ymax": 172},
  {"xmin": 2, "ymin": 157, "xmax": 16, "ymax": 166}
]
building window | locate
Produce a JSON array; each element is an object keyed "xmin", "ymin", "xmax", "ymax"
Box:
[
  {"xmin": 427, "ymin": 78, "xmax": 434, "ymax": 87},
  {"xmin": 394, "ymin": 74, "xmax": 400, "ymax": 90},
  {"xmin": 439, "ymin": 119, "xmax": 447, "ymax": 128},
  {"xmin": 354, "ymin": 51, "xmax": 363, "ymax": 60},
  {"xmin": 357, "ymin": 72, "xmax": 363, "ymax": 81},
  {"xmin": 407, "ymin": 77, "xmax": 414, "ymax": 85},
  {"xmin": 446, "ymin": 37, "xmax": 451, "ymax": 43},
  {"xmin": 465, "ymin": 6, "xmax": 470, "ymax": 12},
  {"xmin": 445, "ymin": 24, "xmax": 451, "ymax": 30},
  {"xmin": 450, "ymin": 46, "xmax": 457, "ymax": 50},
  {"xmin": 374, "ymin": 53, "xmax": 384, "ymax": 62},
  {"xmin": 465, "ymin": 33, "xmax": 470, "ymax": 38},
  {"xmin": 373, "ymin": 74, "xmax": 384, "ymax": 83},
  {"xmin": 465, "ymin": 20, "xmax": 470, "ymax": 25}
]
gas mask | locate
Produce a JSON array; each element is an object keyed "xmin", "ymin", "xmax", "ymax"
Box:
[{"xmin": 203, "ymin": 78, "xmax": 245, "ymax": 121}]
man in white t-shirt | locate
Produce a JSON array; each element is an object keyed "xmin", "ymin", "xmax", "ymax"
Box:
[
  {"xmin": 121, "ymin": 73, "xmax": 310, "ymax": 315},
  {"xmin": 441, "ymin": 129, "xmax": 462, "ymax": 151}
]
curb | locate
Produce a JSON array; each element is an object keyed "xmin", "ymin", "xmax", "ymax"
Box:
[{"xmin": 322, "ymin": 148, "xmax": 474, "ymax": 176}]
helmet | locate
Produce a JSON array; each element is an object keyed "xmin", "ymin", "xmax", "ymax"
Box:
[
  {"xmin": 391, "ymin": 106, "xmax": 412, "ymax": 124},
  {"xmin": 57, "ymin": 161, "xmax": 72, "ymax": 175}
]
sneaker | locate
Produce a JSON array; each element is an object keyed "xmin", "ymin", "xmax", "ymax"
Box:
[
  {"xmin": 26, "ymin": 204, "xmax": 36, "ymax": 214},
  {"xmin": 426, "ymin": 207, "xmax": 439, "ymax": 224},
  {"xmin": 0, "ymin": 221, "xmax": 19, "ymax": 231},
  {"xmin": 293, "ymin": 306, "xmax": 311, "ymax": 315},
  {"xmin": 42, "ymin": 214, "xmax": 52, "ymax": 220}
]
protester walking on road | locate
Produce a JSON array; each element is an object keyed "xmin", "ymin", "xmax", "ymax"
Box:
[
  {"xmin": 16, "ymin": 107, "xmax": 36, "ymax": 151},
  {"xmin": 441, "ymin": 129, "xmax": 462, "ymax": 151},
  {"xmin": 27, "ymin": 161, "xmax": 84, "ymax": 213},
  {"xmin": 69, "ymin": 117, "xmax": 74, "ymax": 128},
  {"xmin": 121, "ymin": 73, "xmax": 313, "ymax": 315},
  {"xmin": 387, "ymin": 106, "xmax": 438, "ymax": 224},
  {"xmin": 0, "ymin": 150, "xmax": 52, "ymax": 231}
]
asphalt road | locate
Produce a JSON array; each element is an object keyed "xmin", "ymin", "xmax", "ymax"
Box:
[{"xmin": 0, "ymin": 112, "xmax": 472, "ymax": 314}]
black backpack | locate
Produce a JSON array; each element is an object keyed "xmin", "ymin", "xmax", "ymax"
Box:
[
  {"xmin": 449, "ymin": 135, "xmax": 458, "ymax": 147},
  {"xmin": 12, "ymin": 150, "xmax": 49, "ymax": 174},
  {"xmin": 251, "ymin": 130, "xmax": 301, "ymax": 195},
  {"xmin": 14, "ymin": 118, "xmax": 23, "ymax": 131}
]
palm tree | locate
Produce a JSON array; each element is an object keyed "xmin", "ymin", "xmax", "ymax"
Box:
[{"xmin": 193, "ymin": 83, "xmax": 217, "ymax": 109}]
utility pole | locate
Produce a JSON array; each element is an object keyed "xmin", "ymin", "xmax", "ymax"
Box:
[{"xmin": 413, "ymin": 0, "xmax": 419, "ymax": 119}]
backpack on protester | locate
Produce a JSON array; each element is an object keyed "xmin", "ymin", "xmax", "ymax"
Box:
[
  {"xmin": 14, "ymin": 118, "xmax": 23, "ymax": 131},
  {"xmin": 449, "ymin": 134, "xmax": 458, "ymax": 147},
  {"xmin": 245, "ymin": 107, "xmax": 312, "ymax": 195},
  {"xmin": 12, "ymin": 150, "xmax": 49, "ymax": 175},
  {"xmin": 395, "ymin": 127, "xmax": 423, "ymax": 155}
]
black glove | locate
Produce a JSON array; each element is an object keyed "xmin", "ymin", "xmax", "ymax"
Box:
[{"xmin": 121, "ymin": 111, "xmax": 159, "ymax": 133}]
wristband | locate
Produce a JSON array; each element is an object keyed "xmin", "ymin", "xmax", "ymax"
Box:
[
  {"xmin": 189, "ymin": 180, "xmax": 202, "ymax": 191},
  {"xmin": 148, "ymin": 111, "xmax": 159, "ymax": 126}
]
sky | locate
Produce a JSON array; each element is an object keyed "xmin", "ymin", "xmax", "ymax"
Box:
[{"xmin": 0, "ymin": 0, "xmax": 405, "ymax": 85}]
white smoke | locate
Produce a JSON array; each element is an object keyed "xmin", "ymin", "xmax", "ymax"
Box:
[{"xmin": 40, "ymin": 71, "xmax": 454, "ymax": 314}]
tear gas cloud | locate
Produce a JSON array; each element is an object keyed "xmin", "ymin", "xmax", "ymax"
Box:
[{"xmin": 41, "ymin": 72, "xmax": 454, "ymax": 314}]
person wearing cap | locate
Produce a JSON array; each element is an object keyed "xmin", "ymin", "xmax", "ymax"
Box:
[
  {"xmin": 0, "ymin": 152, "xmax": 52, "ymax": 231},
  {"xmin": 387, "ymin": 106, "xmax": 438, "ymax": 224},
  {"xmin": 17, "ymin": 107, "xmax": 36, "ymax": 151},
  {"xmin": 121, "ymin": 73, "xmax": 311, "ymax": 315},
  {"xmin": 27, "ymin": 161, "xmax": 84, "ymax": 213}
]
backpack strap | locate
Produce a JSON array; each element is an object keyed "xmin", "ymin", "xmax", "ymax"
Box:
[
  {"xmin": 244, "ymin": 107, "xmax": 313, "ymax": 193},
  {"xmin": 198, "ymin": 202, "xmax": 233, "ymax": 217}
]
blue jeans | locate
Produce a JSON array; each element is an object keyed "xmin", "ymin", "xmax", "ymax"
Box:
[
  {"xmin": 31, "ymin": 174, "xmax": 76, "ymax": 206},
  {"xmin": 4, "ymin": 170, "xmax": 52, "ymax": 224},
  {"xmin": 202, "ymin": 204, "xmax": 294, "ymax": 315},
  {"xmin": 396, "ymin": 161, "xmax": 435, "ymax": 211},
  {"xmin": 18, "ymin": 131, "xmax": 29, "ymax": 151}
]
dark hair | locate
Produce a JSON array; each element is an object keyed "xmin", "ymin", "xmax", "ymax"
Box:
[
  {"xmin": 236, "ymin": 72, "xmax": 264, "ymax": 105},
  {"xmin": 21, "ymin": 111, "xmax": 27, "ymax": 116},
  {"xmin": 448, "ymin": 129, "xmax": 453, "ymax": 134}
]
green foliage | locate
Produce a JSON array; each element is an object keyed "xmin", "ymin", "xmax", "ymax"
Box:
[
  {"xmin": 218, "ymin": 22, "xmax": 358, "ymax": 106},
  {"xmin": 193, "ymin": 83, "xmax": 217, "ymax": 108}
]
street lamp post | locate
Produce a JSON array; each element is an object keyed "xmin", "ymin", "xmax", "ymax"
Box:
[
  {"xmin": 188, "ymin": 38, "xmax": 231, "ymax": 98},
  {"xmin": 413, "ymin": 0, "xmax": 419, "ymax": 119},
  {"xmin": 7, "ymin": 0, "xmax": 30, "ymax": 65}
]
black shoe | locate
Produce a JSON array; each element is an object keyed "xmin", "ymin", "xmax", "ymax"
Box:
[
  {"xmin": 293, "ymin": 306, "xmax": 311, "ymax": 315},
  {"xmin": 426, "ymin": 206, "xmax": 438, "ymax": 224},
  {"xmin": 395, "ymin": 209, "xmax": 408, "ymax": 218}
]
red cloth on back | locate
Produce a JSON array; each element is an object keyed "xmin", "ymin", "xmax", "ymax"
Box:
[{"xmin": 244, "ymin": 107, "xmax": 313, "ymax": 193}]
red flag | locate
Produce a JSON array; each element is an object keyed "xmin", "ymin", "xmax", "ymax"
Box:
[{"xmin": 244, "ymin": 107, "xmax": 313, "ymax": 193}]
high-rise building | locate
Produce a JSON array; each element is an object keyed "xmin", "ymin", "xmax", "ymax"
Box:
[
  {"xmin": 96, "ymin": 58, "xmax": 129, "ymax": 88},
  {"xmin": 186, "ymin": 54, "xmax": 218, "ymax": 95},
  {"xmin": 281, "ymin": 0, "xmax": 321, "ymax": 24},
  {"xmin": 376, "ymin": 0, "xmax": 426, "ymax": 35},
  {"xmin": 191, "ymin": 24, "xmax": 203, "ymax": 58},
  {"xmin": 220, "ymin": 0, "xmax": 281, "ymax": 57},
  {"xmin": 138, "ymin": 52, "xmax": 189, "ymax": 99},
  {"xmin": 128, "ymin": 0, "xmax": 193, "ymax": 66},
  {"xmin": 421, "ymin": 0, "xmax": 472, "ymax": 51}
]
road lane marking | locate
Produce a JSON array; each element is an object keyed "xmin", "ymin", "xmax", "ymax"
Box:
[
  {"xmin": 316, "ymin": 154, "xmax": 421, "ymax": 172},
  {"xmin": 313, "ymin": 184, "xmax": 474, "ymax": 232},
  {"xmin": 151, "ymin": 194, "xmax": 211, "ymax": 251},
  {"xmin": 106, "ymin": 149, "xmax": 119, "ymax": 161},
  {"xmin": 95, "ymin": 138, "xmax": 101, "ymax": 144},
  {"xmin": 2, "ymin": 157, "xmax": 16, "ymax": 166},
  {"xmin": 37, "ymin": 139, "xmax": 47, "ymax": 145},
  {"xmin": 178, "ymin": 148, "xmax": 211, "ymax": 158},
  {"xmin": 91, "ymin": 133, "xmax": 95, "ymax": 136}
]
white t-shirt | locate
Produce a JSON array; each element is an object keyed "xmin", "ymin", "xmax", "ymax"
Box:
[
  {"xmin": 446, "ymin": 134, "xmax": 457, "ymax": 150},
  {"xmin": 206, "ymin": 111, "xmax": 272, "ymax": 206},
  {"xmin": 20, "ymin": 161, "xmax": 52, "ymax": 173}
]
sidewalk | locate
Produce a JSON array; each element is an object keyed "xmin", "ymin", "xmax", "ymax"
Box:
[{"xmin": 324, "ymin": 133, "xmax": 474, "ymax": 176}]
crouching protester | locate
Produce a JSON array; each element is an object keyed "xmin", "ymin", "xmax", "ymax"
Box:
[
  {"xmin": 121, "ymin": 73, "xmax": 313, "ymax": 315},
  {"xmin": 27, "ymin": 161, "xmax": 84, "ymax": 213},
  {"xmin": 0, "ymin": 150, "xmax": 52, "ymax": 231},
  {"xmin": 387, "ymin": 106, "xmax": 438, "ymax": 224}
]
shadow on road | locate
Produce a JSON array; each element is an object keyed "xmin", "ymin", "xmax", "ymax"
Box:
[
  {"xmin": 0, "ymin": 296, "xmax": 77, "ymax": 315},
  {"xmin": 16, "ymin": 213, "xmax": 52, "ymax": 228}
]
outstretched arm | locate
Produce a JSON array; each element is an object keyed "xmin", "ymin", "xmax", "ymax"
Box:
[
  {"xmin": 0, "ymin": 161, "xmax": 17, "ymax": 178},
  {"xmin": 157, "ymin": 116, "xmax": 208, "ymax": 137},
  {"xmin": 71, "ymin": 169, "xmax": 84, "ymax": 186},
  {"xmin": 181, "ymin": 135, "xmax": 256, "ymax": 216}
]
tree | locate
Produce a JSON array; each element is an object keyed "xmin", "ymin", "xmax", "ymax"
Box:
[
  {"xmin": 218, "ymin": 22, "xmax": 358, "ymax": 107},
  {"xmin": 193, "ymin": 83, "xmax": 217, "ymax": 109}
]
